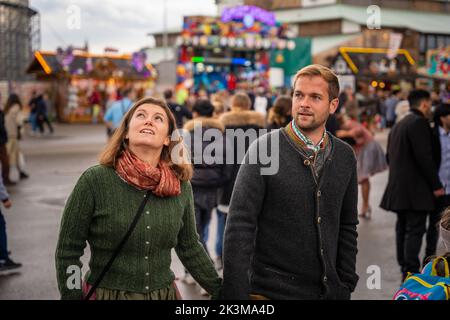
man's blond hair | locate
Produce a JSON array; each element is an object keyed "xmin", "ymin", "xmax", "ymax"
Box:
[
  {"xmin": 293, "ymin": 64, "xmax": 340, "ymax": 101},
  {"xmin": 231, "ymin": 92, "xmax": 251, "ymax": 111}
]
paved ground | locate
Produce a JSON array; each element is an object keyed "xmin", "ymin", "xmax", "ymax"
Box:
[{"xmin": 0, "ymin": 124, "xmax": 445, "ymax": 300}]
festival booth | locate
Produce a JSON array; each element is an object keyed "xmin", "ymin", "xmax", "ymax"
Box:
[
  {"xmin": 331, "ymin": 47, "xmax": 417, "ymax": 91},
  {"xmin": 27, "ymin": 48, "xmax": 157, "ymax": 123},
  {"xmin": 417, "ymin": 46, "xmax": 450, "ymax": 89},
  {"xmin": 175, "ymin": 5, "xmax": 302, "ymax": 103}
]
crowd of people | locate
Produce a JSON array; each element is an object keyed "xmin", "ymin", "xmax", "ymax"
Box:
[
  {"xmin": 0, "ymin": 89, "xmax": 56, "ymax": 272},
  {"xmin": 0, "ymin": 92, "xmax": 30, "ymax": 272},
  {"xmin": 381, "ymin": 89, "xmax": 450, "ymax": 283},
  {"xmin": 2, "ymin": 64, "xmax": 449, "ymax": 299},
  {"xmin": 54, "ymin": 63, "xmax": 450, "ymax": 300}
]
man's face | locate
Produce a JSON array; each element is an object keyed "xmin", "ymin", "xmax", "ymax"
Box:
[
  {"xmin": 422, "ymin": 98, "xmax": 433, "ymax": 118},
  {"xmin": 292, "ymin": 76, "xmax": 339, "ymax": 133}
]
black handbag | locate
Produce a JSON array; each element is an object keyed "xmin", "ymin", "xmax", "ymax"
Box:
[{"xmin": 84, "ymin": 190, "xmax": 151, "ymax": 300}]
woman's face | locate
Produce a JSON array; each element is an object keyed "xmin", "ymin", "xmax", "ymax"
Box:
[{"xmin": 126, "ymin": 104, "xmax": 170, "ymax": 151}]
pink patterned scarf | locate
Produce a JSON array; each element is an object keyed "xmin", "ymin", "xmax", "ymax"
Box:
[{"xmin": 116, "ymin": 149, "xmax": 181, "ymax": 197}]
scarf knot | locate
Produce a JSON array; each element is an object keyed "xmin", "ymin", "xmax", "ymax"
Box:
[
  {"xmin": 116, "ymin": 149, "xmax": 181, "ymax": 197},
  {"xmin": 286, "ymin": 120, "xmax": 328, "ymax": 153}
]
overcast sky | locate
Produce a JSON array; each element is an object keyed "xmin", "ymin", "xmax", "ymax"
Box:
[{"xmin": 30, "ymin": 0, "xmax": 218, "ymax": 54}]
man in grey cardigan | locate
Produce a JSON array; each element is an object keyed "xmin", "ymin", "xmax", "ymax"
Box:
[{"xmin": 223, "ymin": 65, "xmax": 359, "ymax": 300}]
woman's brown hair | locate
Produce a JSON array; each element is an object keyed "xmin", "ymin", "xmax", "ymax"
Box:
[
  {"xmin": 268, "ymin": 95, "xmax": 292, "ymax": 126},
  {"xmin": 99, "ymin": 97, "xmax": 193, "ymax": 181},
  {"xmin": 4, "ymin": 93, "xmax": 23, "ymax": 115}
]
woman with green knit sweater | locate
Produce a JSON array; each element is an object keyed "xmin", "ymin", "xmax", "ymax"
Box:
[{"xmin": 55, "ymin": 97, "xmax": 222, "ymax": 300}]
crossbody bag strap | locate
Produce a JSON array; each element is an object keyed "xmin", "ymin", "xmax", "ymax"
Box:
[{"xmin": 84, "ymin": 190, "xmax": 151, "ymax": 300}]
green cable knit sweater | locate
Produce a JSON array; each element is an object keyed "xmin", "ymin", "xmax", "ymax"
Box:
[{"xmin": 55, "ymin": 165, "xmax": 222, "ymax": 300}]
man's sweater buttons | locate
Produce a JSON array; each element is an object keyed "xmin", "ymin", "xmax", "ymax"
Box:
[{"xmin": 304, "ymin": 159, "xmax": 311, "ymax": 166}]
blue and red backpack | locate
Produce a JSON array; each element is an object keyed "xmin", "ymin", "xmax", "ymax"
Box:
[{"xmin": 393, "ymin": 256, "xmax": 450, "ymax": 300}]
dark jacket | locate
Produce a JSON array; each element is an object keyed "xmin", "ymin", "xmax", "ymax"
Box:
[
  {"xmin": 29, "ymin": 96, "xmax": 38, "ymax": 114},
  {"xmin": 0, "ymin": 111, "xmax": 8, "ymax": 145},
  {"xmin": 223, "ymin": 130, "xmax": 359, "ymax": 300},
  {"xmin": 183, "ymin": 117, "xmax": 232, "ymax": 189},
  {"xmin": 218, "ymin": 110, "xmax": 266, "ymax": 206},
  {"xmin": 380, "ymin": 109, "xmax": 443, "ymax": 212},
  {"xmin": 168, "ymin": 102, "xmax": 192, "ymax": 129},
  {"xmin": 431, "ymin": 125, "xmax": 442, "ymax": 170},
  {"xmin": 326, "ymin": 114, "xmax": 340, "ymax": 136},
  {"xmin": 35, "ymin": 95, "xmax": 48, "ymax": 116}
]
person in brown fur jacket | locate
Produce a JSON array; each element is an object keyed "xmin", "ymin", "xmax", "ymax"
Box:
[{"xmin": 218, "ymin": 92, "xmax": 266, "ymax": 212}]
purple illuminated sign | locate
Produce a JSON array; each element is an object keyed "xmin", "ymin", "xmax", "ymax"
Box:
[
  {"xmin": 221, "ymin": 5, "xmax": 276, "ymax": 26},
  {"xmin": 132, "ymin": 51, "xmax": 147, "ymax": 73}
]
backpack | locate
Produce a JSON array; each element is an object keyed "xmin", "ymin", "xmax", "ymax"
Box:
[{"xmin": 393, "ymin": 256, "xmax": 450, "ymax": 300}]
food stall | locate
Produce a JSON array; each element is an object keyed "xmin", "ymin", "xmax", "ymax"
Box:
[
  {"xmin": 175, "ymin": 5, "xmax": 299, "ymax": 102},
  {"xmin": 27, "ymin": 48, "xmax": 157, "ymax": 123}
]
